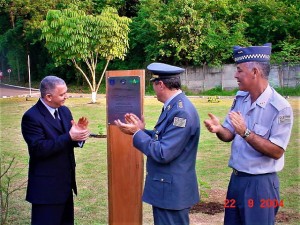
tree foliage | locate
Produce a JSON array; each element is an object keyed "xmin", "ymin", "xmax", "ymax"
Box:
[
  {"xmin": 41, "ymin": 5, "xmax": 131, "ymax": 102},
  {"xmin": 129, "ymin": 0, "xmax": 248, "ymax": 66},
  {"xmin": 0, "ymin": 0, "xmax": 95, "ymax": 82},
  {"xmin": 0, "ymin": 0, "xmax": 299, "ymax": 85},
  {"xmin": 194, "ymin": 0, "xmax": 249, "ymax": 65},
  {"xmin": 130, "ymin": 0, "xmax": 205, "ymax": 65}
]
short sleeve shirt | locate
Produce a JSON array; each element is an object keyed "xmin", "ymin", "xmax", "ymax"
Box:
[{"xmin": 223, "ymin": 85, "xmax": 293, "ymax": 174}]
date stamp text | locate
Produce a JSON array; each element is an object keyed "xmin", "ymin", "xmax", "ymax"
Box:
[{"xmin": 224, "ymin": 199, "xmax": 284, "ymax": 208}]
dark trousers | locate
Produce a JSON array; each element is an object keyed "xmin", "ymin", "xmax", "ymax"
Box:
[
  {"xmin": 224, "ymin": 171, "xmax": 280, "ymax": 225},
  {"xmin": 31, "ymin": 192, "xmax": 74, "ymax": 225},
  {"xmin": 152, "ymin": 206, "xmax": 190, "ymax": 225}
]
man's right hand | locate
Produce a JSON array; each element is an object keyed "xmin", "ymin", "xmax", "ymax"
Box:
[
  {"xmin": 69, "ymin": 119, "xmax": 90, "ymax": 141},
  {"xmin": 203, "ymin": 113, "xmax": 222, "ymax": 133},
  {"xmin": 77, "ymin": 116, "xmax": 89, "ymax": 129}
]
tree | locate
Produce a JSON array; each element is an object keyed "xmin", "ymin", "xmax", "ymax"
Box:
[
  {"xmin": 272, "ymin": 38, "xmax": 300, "ymax": 88},
  {"xmin": 41, "ymin": 5, "xmax": 131, "ymax": 102},
  {"xmin": 0, "ymin": 0, "xmax": 84, "ymax": 83},
  {"xmin": 129, "ymin": 0, "xmax": 249, "ymax": 67},
  {"xmin": 130, "ymin": 0, "xmax": 204, "ymax": 65},
  {"xmin": 193, "ymin": 0, "xmax": 250, "ymax": 66},
  {"xmin": 243, "ymin": 0, "xmax": 299, "ymax": 45},
  {"xmin": 93, "ymin": 0, "xmax": 140, "ymax": 17}
]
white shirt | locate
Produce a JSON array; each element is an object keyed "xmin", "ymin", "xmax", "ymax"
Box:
[{"xmin": 40, "ymin": 98, "xmax": 57, "ymax": 118}]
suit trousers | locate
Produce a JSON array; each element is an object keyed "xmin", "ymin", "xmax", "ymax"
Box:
[
  {"xmin": 31, "ymin": 192, "xmax": 74, "ymax": 225},
  {"xmin": 152, "ymin": 206, "xmax": 190, "ymax": 225}
]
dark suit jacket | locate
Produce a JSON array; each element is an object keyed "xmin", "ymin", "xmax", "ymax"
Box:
[
  {"xmin": 133, "ymin": 93, "xmax": 201, "ymax": 210},
  {"xmin": 21, "ymin": 99, "xmax": 80, "ymax": 204}
]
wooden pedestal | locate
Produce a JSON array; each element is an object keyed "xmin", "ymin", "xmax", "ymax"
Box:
[{"xmin": 106, "ymin": 70, "xmax": 145, "ymax": 225}]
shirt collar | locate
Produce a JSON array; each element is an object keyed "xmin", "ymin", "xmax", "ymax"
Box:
[
  {"xmin": 164, "ymin": 90, "xmax": 182, "ymax": 110},
  {"xmin": 40, "ymin": 98, "xmax": 57, "ymax": 117},
  {"xmin": 243, "ymin": 85, "xmax": 272, "ymax": 108},
  {"xmin": 256, "ymin": 85, "xmax": 272, "ymax": 108}
]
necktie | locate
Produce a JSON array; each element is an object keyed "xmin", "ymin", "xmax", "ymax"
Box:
[
  {"xmin": 54, "ymin": 109, "xmax": 63, "ymax": 130},
  {"xmin": 54, "ymin": 109, "xmax": 59, "ymax": 120}
]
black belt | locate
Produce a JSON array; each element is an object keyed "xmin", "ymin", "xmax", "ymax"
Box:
[
  {"xmin": 232, "ymin": 169, "xmax": 275, "ymax": 177},
  {"xmin": 232, "ymin": 169, "xmax": 255, "ymax": 176}
]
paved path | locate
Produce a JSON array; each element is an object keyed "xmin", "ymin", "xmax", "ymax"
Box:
[
  {"xmin": 0, "ymin": 83, "xmax": 39, "ymax": 98},
  {"xmin": 0, "ymin": 83, "xmax": 100, "ymax": 99}
]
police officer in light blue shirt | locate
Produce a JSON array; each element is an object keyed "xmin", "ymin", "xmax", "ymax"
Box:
[
  {"xmin": 204, "ymin": 43, "xmax": 293, "ymax": 225},
  {"xmin": 115, "ymin": 62, "xmax": 201, "ymax": 225}
]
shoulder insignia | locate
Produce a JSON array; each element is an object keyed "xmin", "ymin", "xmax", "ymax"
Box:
[
  {"xmin": 167, "ymin": 105, "xmax": 171, "ymax": 111},
  {"xmin": 178, "ymin": 100, "xmax": 183, "ymax": 108},
  {"xmin": 278, "ymin": 115, "xmax": 292, "ymax": 124},
  {"xmin": 231, "ymin": 98, "xmax": 236, "ymax": 110},
  {"xmin": 173, "ymin": 117, "xmax": 187, "ymax": 128}
]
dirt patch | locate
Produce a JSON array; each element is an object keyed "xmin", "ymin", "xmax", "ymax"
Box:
[
  {"xmin": 189, "ymin": 189, "xmax": 299, "ymax": 225},
  {"xmin": 191, "ymin": 202, "xmax": 224, "ymax": 215},
  {"xmin": 189, "ymin": 189, "xmax": 225, "ymax": 224},
  {"xmin": 276, "ymin": 211, "xmax": 300, "ymax": 223}
]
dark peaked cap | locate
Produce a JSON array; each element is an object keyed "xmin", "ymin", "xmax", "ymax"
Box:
[
  {"xmin": 233, "ymin": 43, "xmax": 272, "ymax": 64},
  {"xmin": 147, "ymin": 62, "xmax": 185, "ymax": 81}
]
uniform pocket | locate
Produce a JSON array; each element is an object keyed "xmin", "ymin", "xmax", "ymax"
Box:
[
  {"xmin": 149, "ymin": 173, "xmax": 173, "ymax": 200},
  {"xmin": 253, "ymin": 123, "xmax": 269, "ymax": 137},
  {"xmin": 153, "ymin": 173, "xmax": 173, "ymax": 184}
]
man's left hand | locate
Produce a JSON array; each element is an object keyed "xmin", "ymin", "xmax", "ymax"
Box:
[{"xmin": 229, "ymin": 111, "xmax": 246, "ymax": 136}]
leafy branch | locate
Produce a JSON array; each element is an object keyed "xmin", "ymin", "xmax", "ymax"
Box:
[{"xmin": 0, "ymin": 156, "xmax": 27, "ymax": 225}]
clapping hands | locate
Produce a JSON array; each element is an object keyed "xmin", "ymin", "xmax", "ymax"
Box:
[
  {"xmin": 114, "ymin": 113, "xmax": 145, "ymax": 135},
  {"xmin": 77, "ymin": 117, "xmax": 89, "ymax": 129},
  {"xmin": 69, "ymin": 117, "xmax": 90, "ymax": 141},
  {"xmin": 204, "ymin": 113, "xmax": 222, "ymax": 133}
]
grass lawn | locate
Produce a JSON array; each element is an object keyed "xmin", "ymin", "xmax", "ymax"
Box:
[{"xmin": 0, "ymin": 96, "xmax": 299, "ymax": 224}]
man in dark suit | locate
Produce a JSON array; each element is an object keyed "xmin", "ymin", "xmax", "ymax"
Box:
[
  {"xmin": 114, "ymin": 63, "xmax": 201, "ymax": 225},
  {"xmin": 21, "ymin": 75, "xmax": 90, "ymax": 225}
]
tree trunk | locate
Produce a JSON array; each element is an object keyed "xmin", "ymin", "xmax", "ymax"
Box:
[{"xmin": 91, "ymin": 91, "xmax": 97, "ymax": 103}]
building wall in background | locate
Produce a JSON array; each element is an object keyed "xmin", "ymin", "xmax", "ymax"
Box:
[{"xmin": 181, "ymin": 64, "xmax": 300, "ymax": 92}]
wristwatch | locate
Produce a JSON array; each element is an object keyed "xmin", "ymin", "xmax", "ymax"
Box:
[{"xmin": 242, "ymin": 128, "xmax": 251, "ymax": 139}]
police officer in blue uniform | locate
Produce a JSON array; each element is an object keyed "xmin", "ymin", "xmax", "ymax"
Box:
[
  {"xmin": 114, "ymin": 62, "xmax": 201, "ymax": 225},
  {"xmin": 204, "ymin": 43, "xmax": 293, "ymax": 225}
]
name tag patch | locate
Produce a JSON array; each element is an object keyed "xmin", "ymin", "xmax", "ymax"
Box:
[
  {"xmin": 173, "ymin": 117, "xmax": 186, "ymax": 127},
  {"xmin": 278, "ymin": 115, "xmax": 291, "ymax": 124}
]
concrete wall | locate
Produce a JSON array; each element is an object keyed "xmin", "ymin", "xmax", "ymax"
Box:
[{"xmin": 180, "ymin": 64, "xmax": 300, "ymax": 92}]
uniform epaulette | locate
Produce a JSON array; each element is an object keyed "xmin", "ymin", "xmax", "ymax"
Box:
[
  {"xmin": 231, "ymin": 91, "xmax": 248, "ymax": 110},
  {"xmin": 269, "ymin": 89, "xmax": 291, "ymax": 111}
]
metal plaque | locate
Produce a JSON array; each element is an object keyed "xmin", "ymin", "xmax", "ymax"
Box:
[{"xmin": 107, "ymin": 76, "xmax": 141, "ymax": 124}]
